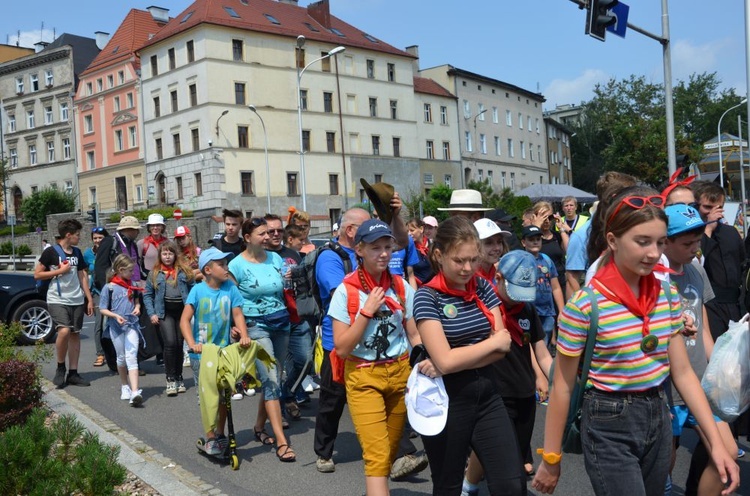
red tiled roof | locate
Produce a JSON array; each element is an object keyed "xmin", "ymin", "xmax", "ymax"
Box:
[
  {"xmin": 139, "ymin": 0, "xmax": 414, "ymax": 59},
  {"xmin": 413, "ymin": 76, "xmax": 454, "ymax": 99},
  {"xmin": 81, "ymin": 9, "xmax": 168, "ymax": 75}
]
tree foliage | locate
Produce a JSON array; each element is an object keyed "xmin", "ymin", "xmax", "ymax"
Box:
[
  {"xmin": 570, "ymin": 72, "xmax": 743, "ymax": 193},
  {"xmin": 19, "ymin": 188, "xmax": 76, "ymax": 230}
]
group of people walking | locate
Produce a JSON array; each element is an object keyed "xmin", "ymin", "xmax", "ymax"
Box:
[{"xmin": 33, "ymin": 172, "xmax": 746, "ymax": 495}]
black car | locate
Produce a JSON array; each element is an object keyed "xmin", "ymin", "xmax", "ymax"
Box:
[{"xmin": 0, "ymin": 271, "xmax": 54, "ymax": 344}]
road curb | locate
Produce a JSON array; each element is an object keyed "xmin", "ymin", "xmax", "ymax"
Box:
[{"xmin": 44, "ymin": 384, "xmax": 227, "ymax": 496}]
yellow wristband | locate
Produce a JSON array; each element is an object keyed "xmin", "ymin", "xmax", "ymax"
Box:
[{"xmin": 536, "ymin": 448, "xmax": 562, "ymax": 465}]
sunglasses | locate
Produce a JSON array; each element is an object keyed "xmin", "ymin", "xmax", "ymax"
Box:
[
  {"xmin": 268, "ymin": 229, "xmax": 284, "ymax": 235},
  {"xmin": 608, "ymin": 195, "xmax": 665, "ymax": 225},
  {"xmin": 92, "ymin": 227, "xmax": 106, "ymax": 233},
  {"xmin": 249, "ymin": 217, "xmax": 267, "ymax": 227}
]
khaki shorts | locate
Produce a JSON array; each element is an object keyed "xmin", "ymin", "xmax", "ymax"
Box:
[{"xmin": 48, "ymin": 303, "xmax": 85, "ymax": 333}]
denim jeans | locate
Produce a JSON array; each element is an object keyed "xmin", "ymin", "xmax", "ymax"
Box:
[
  {"xmin": 248, "ymin": 324, "xmax": 289, "ymax": 401},
  {"xmin": 582, "ymin": 387, "xmax": 672, "ymax": 496},
  {"xmin": 282, "ymin": 320, "xmax": 313, "ymax": 401},
  {"xmin": 540, "ymin": 315, "xmax": 555, "ymax": 346}
]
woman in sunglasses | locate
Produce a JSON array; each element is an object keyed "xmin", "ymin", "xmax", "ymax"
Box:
[
  {"xmin": 228, "ymin": 217, "xmax": 295, "ymax": 462},
  {"xmin": 85, "ymin": 227, "xmax": 109, "ymax": 367},
  {"xmin": 530, "ymin": 201, "xmax": 567, "ymax": 294},
  {"xmin": 532, "ymin": 186, "xmax": 739, "ymax": 496}
]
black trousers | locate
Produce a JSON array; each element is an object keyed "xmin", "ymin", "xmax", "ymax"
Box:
[
  {"xmin": 422, "ymin": 366, "xmax": 526, "ymax": 496},
  {"xmin": 503, "ymin": 395, "xmax": 537, "ymax": 467},
  {"xmin": 313, "ymin": 348, "xmax": 347, "ymax": 460},
  {"xmin": 160, "ymin": 300, "xmax": 184, "ymax": 380}
]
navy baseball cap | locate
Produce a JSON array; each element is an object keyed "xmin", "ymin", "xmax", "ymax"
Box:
[
  {"xmin": 665, "ymin": 204, "xmax": 705, "ymax": 237},
  {"xmin": 497, "ymin": 250, "xmax": 537, "ymax": 302},
  {"xmin": 521, "ymin": 225, "xmax": 542, "ymax": 239},
  {"xmin": 355, "ymin": 219, "xmax": 394, "ymax": 244}
]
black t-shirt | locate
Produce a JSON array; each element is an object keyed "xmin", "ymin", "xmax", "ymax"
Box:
[
  {"xmin": 541, "ymin": 231, "xmax": 566, "ymax": 284},
  {"xmin": 211, "ymin": 236, "xmax": 244, "ymax": 257},
  {"xmin": 492, "ymin": 302, "xmax": 545, "ymax": 398},
  {"xmin": 268, "ymin": 245, "xmax": 302, "ymax": 266}
]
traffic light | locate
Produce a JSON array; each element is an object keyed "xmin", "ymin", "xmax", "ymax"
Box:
[
  {"xmin": 587, "ymin": 0, "xmax": 619, "ymax": 42},
  {"xmin": 86, "ymin": 206, "xmax": 97, "ymax": 224}
]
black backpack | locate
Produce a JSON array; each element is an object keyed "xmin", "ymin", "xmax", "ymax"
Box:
[{"xmin": 290, "ymin": 241, "xmax": 352, "ymax": 325}]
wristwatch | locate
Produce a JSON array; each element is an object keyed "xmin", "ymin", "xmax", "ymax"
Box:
[{"xmin": 536, "ymin": 448, "xmax": 562, "ymax": 465}]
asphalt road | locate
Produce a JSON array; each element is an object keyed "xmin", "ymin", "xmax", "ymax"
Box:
[{"xmin": 37, "ymin": 316, "xmax": 749, "ymax": 496}]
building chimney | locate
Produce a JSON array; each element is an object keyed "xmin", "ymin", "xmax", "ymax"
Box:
[
  {"xmin": 307, "ymin": 0, "xmax": 331, "ymax": 29},
  {"xmin": 405, "ymin": 45, "xmax": 419, "ymax": 73},
  {"xmin": 94, "ymin": 31, "xmax": 110, "ymax": 50},
  {"xmin": 34, "ymin": 41, "xmax": 49, "ymax": 53},
  {"xmin": 147, "ymin": 5, "xmax": 170, "ymax": 23},
  {"xmin": 277, "ymin": 0, "xmax": 299, "ymax": 4}
]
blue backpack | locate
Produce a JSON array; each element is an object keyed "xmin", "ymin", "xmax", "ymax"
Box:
[{"xmin": 36, "ymin": 244, "xmax": 68, "ymax": 297}]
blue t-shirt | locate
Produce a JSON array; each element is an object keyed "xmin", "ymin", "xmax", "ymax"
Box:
[
  {"xmin": 534, "ymin": 252, "xmax": 558, "ymax": 317},
  {"xmin": 389, "ymin": 237, "xmax": 419, "ymax": 276},
  {"xmin": 316, "ymin": 243, "xmax": 358, "ymax": 351},
  {"xmin": 185, "ymin": 280, "xmax": 244, "ymax": 359},
  {"xmin": 83, "ymin": 248, "xmax": 98, "ymax": 295},
  {"xmin": 328, "ymin": 278, "xmax": 415, "ymax": 361},
  {"xmin": 565, "ymin": 223, "xmax": 590, "ymax": 272},
  {"xmin": 99, "ymin": 283, "xmax": 139, "ymax": 338},
  {"xmin": 228, "ymin": 251, "xmax": 286, "ymax": 319}
]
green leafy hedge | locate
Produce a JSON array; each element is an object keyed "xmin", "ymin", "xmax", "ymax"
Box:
[{"xmin": 0, "ymin": 225, "xmax": 30, "ymax": 236}]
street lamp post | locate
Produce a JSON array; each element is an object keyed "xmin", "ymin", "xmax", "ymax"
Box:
[
  {"xmin": 248, "ymin": 105, "xmax": 271, "ymax": 213},
  {"xmin": 295, "ymin": 35, "xmax": 345, "ymax": 211},
  {"xmin": 717, "ymin": 98, "xmax": 747, "ymax": 188}
]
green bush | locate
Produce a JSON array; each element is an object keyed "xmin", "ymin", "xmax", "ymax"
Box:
[
  {"xmin": 0, "ymin": 225, "xmax": 30, "ymax": 236},
  {"xmin": 108, "ymin": 206, "xmax": 193, "ymax": 223},
  {"xmin": 0, "ymin": 409, "xmax": 127, "ymax": 495},
  {"xmin": 16, "ymin": 244, "xmax": 31, "ymax": 257},
  {"xmin": 0, "ymin": 241, "xmax": 11, "ymax": 255},
  {"xmin": 19, "ymin": 188, "xmax": 76, "ymax": 230}
]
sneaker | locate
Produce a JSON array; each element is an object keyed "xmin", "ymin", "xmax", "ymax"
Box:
[
  {"xmin": 215, "ymin": 434, "xmax": 229, "ymax": 452},
  {"xmin": 460, "ymin": 488, "xmax": 479, "ymax": 496},
  {"xmin": 156, "ymin": 355, "xmax": 164, "ymax": 366},
  {"xmin": 231, "ymin": 392, "xmax": 244, "ymax": 401},
  {"xmin": 53, "ymin": 366, "xmax": 67, "ymax": 388},
  {"xmin": 183, "ymin": 353, "xmax": 191, "ymax": 367},
  {"xmin": 176, "ymin": 380, "xmax": 186, "ymax": 394},
  {"xmin": 390, "ymin": 453, "xmax": 429, "ymax": 480},
  {"xmin": 316, "ymin": 456, "xmax": 335, "ymax": 473},
  {"xmin": 204, "ymin": 439, "xmax": 224, "ymax": 456},
  {"xmin": 121, "ymin": 385, "xmax": 132, "ymax": 400},
  {"xmin": 244, "ymin": 388, "xmax": 256, "ymax": 397},
  {"xmin": 302, "ymin": 375, "xmax": 316, "ymax": 393},
  {"xmin": 738, "ymin": 448, "xmax": 746, "ymax": 458},
  {"xmin": 129, "ymin": 389, "xmax": 143, "ymax": 407},
  {"xmin": 295, "ymin": 390, "xmax": 311, "ymax": 404},
  {"xmin": 138, "ymin": 369, "xmax": 146, "ymax": 376},
  {"xmin": 166, "ymin": 381, "xmax": 178, "ymax": 397},
  {"xmin": 66, "ymin": 372, "xmax": 90, "ymax": 387}
]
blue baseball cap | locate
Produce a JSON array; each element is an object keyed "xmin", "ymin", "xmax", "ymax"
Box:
[
  {"xmin": 497, "ymin": 250, "xmax": 537, "ymax": 302},
  {"xmin": 665, "ymin": 204, "xmax": 705, "ymax": 237},
  {"xmin": 198, "ymin": 247, "xmax": 234, "ymax": 271},
  {"xmin": 355, "ymin": 219, "xmax": 394, "ymax": 244}
]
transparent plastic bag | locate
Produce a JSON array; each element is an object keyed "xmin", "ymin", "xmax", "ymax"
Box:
[{"xmin": 700, "ymin": 314, "xmax": 750, "ymax": 422}]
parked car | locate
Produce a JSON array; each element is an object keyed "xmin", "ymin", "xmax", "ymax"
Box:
[{"xmin": 0, "ymin": 271, "xmax": 54, "ymax": 344}]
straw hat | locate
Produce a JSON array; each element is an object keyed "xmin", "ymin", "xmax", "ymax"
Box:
[
  {"xmin": 117, "ymin": 216, "xmax": 141, "ymax": 230},
  {"xmin": 437, "ymin": 189, "xmax": 491, "ymax": 212}
]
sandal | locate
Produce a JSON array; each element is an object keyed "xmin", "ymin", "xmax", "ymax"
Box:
[
  {"xmin": 285, "ymin": 401, "xmax": 301, "ymax": 420},
  {"xmin": 254, "ymin": 428, "xmax": 275, "ymax": 446},
  {"xmin": 275, "ymin": 444, "xmax": 296, "ymax": 462},
  {"xmin": 93, "ymin": 355, "xmax": 105, "ymax": 367}
]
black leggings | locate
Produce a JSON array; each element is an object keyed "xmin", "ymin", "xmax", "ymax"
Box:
[
  {"xmin": 502, "ymin": 395, "xmax": 537, "ymax": 467},
  {"xmin": 422, "ymin": 366, "xmax": 526, "ymax": 496},
  {"xmin": 160, "ymin": 300, "xmax": 184, "ymax": 380}
]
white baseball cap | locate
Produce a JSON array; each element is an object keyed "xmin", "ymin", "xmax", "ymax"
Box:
[
  {"xmin": 473, "ymin": 218, "xmax": 512, "ymax": 240},
  {"xmin": 405, "ymin": 366, "xmax": 448, "ymax": 436}
]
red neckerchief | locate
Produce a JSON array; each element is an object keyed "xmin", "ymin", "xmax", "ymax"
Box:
[
  {"xmin": 414, "ymin": 238, "xmax": 429, "ymax": 257},
  {"xmin": 653, "ymin": 263, "xmax": 678, "ymax": 275},
  {"xmin": 161, "ymin": 266, "xmax": 176, "ymax": 281},
  {"xmin": 499, "ymin": 302, "xmax": 525, "ymax": 347},
  {"xmin": 476, "ymin": 264, "xmax": 497, "ymax": 290},
  {"xmin": 343, "ymin": 266, "xmax": 404, "ymax": 314},
  {"xmin": 111, "ymin": 275, "xmax": 143, "ymax": 301},
  {"xmin": 590, "ymin": 260, "xmax": 661, "ymax": 337},
  {"xmin": 424, "ymin": 272, "xmax": 496, "ymax": 330},
  {"xmin": 142, "ymin": 235, "xmax": 166, "ymax": 255}
]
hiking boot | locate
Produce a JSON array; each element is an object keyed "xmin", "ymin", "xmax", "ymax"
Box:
[
  {"xmin": 121, "ymin": 385, "xmax": 132, "ymax": 400},
  {"xmin": 53, "ymin": 366, "xmax": 67, "ymax": 388},
  {"xmin": 390, "ymin": 453, "xmax": 429, "ymax": 480},
  {"xmin": 66, "ymin": 372, "xmax": 90, "ymax": 387},
  {"xmin": 316, "ymin": 456, "xmax": 335, "ymax": 473},
  {"xmin": 166, "ymin": 381, "xmax": 178, "ymax": 397},
  {"xmin": 129, "ymin": 389, "xmax": 143, "ymax": 407}
]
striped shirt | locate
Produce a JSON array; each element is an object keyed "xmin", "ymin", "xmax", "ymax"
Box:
[
  {"xmin": 557, "ymin": 284, "xmax": 683, "ymax": 392},
  {"xmin": 414, "ymin": 277, "xmax": 500, "ymax": 348}
]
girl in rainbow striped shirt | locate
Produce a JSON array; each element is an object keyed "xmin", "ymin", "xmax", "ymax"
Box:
[{"xmin": 532, "ymin": 186, "xmax": 739, "ymax": 496}]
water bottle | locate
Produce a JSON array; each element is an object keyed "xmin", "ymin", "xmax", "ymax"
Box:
[{"xmin": 198, "ymin": 323, "xmax": 207, "ymax": 345}]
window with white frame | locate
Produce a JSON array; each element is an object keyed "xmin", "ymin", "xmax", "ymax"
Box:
[
  {"xmin": 390, "ymin": 100, "xmax": 397, "ymax": 119},
  {"xmin": 538, "ymin": 145, "xmax": 542, "ymax": 162},
  {"xmin": 521, "ymin": 141, "xmax": 526, "ymax": 159},
  {"xmin": 107, "ymin": 74, "xmax": 113, "ymax": 88},
  {"xmin": 62, "ymin": 138, "xmax": 71, "ymax": 159},
  {"xmin": 127, "ymin": 93, "xmax": 134, "ymax": 108},
  {"xmin": 478, "ymin": 103, "xmax": 485, "ymax": 120},
  {"xmin": 465, "ymin": 131, "xmax": 472, "ymax": 152},
  {"xmin": 9, "ymin": 148, "xmax": 17, "ymax": 168},
  {"xmin": 118, "ymin": 70, "xmax": 124, "ymax": 84},
  {"xmin": 65, "ymin": 180, "xmax": 73, "ymax": 194},
  {"xmin": 129, "ymin": 126, "xmax": 137, "ymax": 148},
  {"xmin": 536, "ymin": 118, "xmax": 540, "ymax": 134},
  {"xmin": 480, "ymin": 134, "xmax": 486, "ymax": 154},
  {"xmin": 527, "ymin": 115, "xmax": 532, "ymax": 132},
  {"xmin": 506, "ymin": 110, "xmax": 512, "ymax": 126},
  {"xmin": 135, "ymin": 184, "xmax": 143, "ymax": 202},
  {"xmin": 463, "ymin": 100, "xmax": 471, "ymax": 119},
  {"xmin": 508, "ymin": 138, "xmax": 514, "ymax": 157},
  {"xmin": 114, "ymin": 96, "xmax": 121, "ymax": 111},
  {"xmin": 442, "ymin": 141, "xmax": 451, "ymax": 160},
  {"xmin": 530, "ymin": 142, "xmax": 534, "ymax": 162},
  {"xmin": 501, "ymin": 171, "xmax": 507, "ymax": 188},
  {"xmin": 16, "ymin": 77, "xmax": 24, "ymax": 93},
  {"xmin": 518, "ymin": 112, "xmax": 523, "ymax": 129},
  {"xmin": 492, "ymin": 106, "xmax": 498, "ymax": 123},
  {"xmin": 30, "ymin": 74, "xmax": 39, "ymax": 92},
  {"xmin": 494, "ymin": 136, "xmax": 501, "ymax": 155},
  {"xmin": 44, "ymin": 106, "xmax": 53, "ymax": 125},
  {"xmin": 29, "ymin": 144, "xmax": 37, "ymax": 165},
  {"xmin": 45, "ymin": 70, "xmax": 53, "ymax": 86},
  {"xmin": 86, "ymin": 150, "xmax": 95, "ymax": 170},
  {"xmin": 424, "ymin": 173, "xmax": 434, "ymax": 185},
  {"xmin": 96, "ymin": 78, "xmax": 102, "ymax": 92},
  {"xmin": 440, "ymin": 105, "xmax": 447, "ymax": 125},
  {"xmin": 426, "ymin": 140, "xmax": 434, "ymax": 159},
  {"xmin": 60, "ymin": 102, "xmax": 68, "ymax": 121},
  {"xmin": 477, "ymin": 169, "xmax": 483, "ymax": 180},
  {"xmin": 510, "ymin": 172, "xmax": 516, "ymax": 189},
  {"xmin": 115, "ymin": 130, "xmax": 124, "ymax": 151},
  {"xmin": 424, "ymin": 103, "xmax": 432, "ymax": 123},
  {"xmin": 487, "ymin": 170, "xmax": 493, "ymax": 184},
  {"xmin": 89, "ymin": 187, "xmax": 97, "ymax": 205},
  {"xmin": 47, "ymin": 141, "xmax": 54, "ymax": 162},
  {"xmin": 444, "ymin": 174, "xmax": 452, "ymax": 187},
  {"xmin": 8, "ymin": 114, "xmax": 15, "ymax": 132},
  {"xmin": 84, "ymin": 115, "xmax": 93, "ymax": 133},
  {"xmin": 27, "ymin": 110, "xmax": 35, "ymax": 129}
]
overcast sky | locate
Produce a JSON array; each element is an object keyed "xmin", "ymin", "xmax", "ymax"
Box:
[{"xmin": 2, "ymin": 0, "xmax": 746, "ymax": 109}]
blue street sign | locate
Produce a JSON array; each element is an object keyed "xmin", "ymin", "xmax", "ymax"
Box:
[{"xmin": 607, "ymin": 2, "xmax": 629, "ymax": 38}]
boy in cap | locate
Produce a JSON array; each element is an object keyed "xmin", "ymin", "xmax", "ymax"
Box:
[
  {"xmin": 180, "ymin": 247, "xmax": 250, "ymax": 455},
  {"xmin": 521, "ymin": 225, "xmax": 564, "ymax": 347},
  {"xmin": 662, "ymin": 204, "xmax": 738, "ymax": 495}
]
